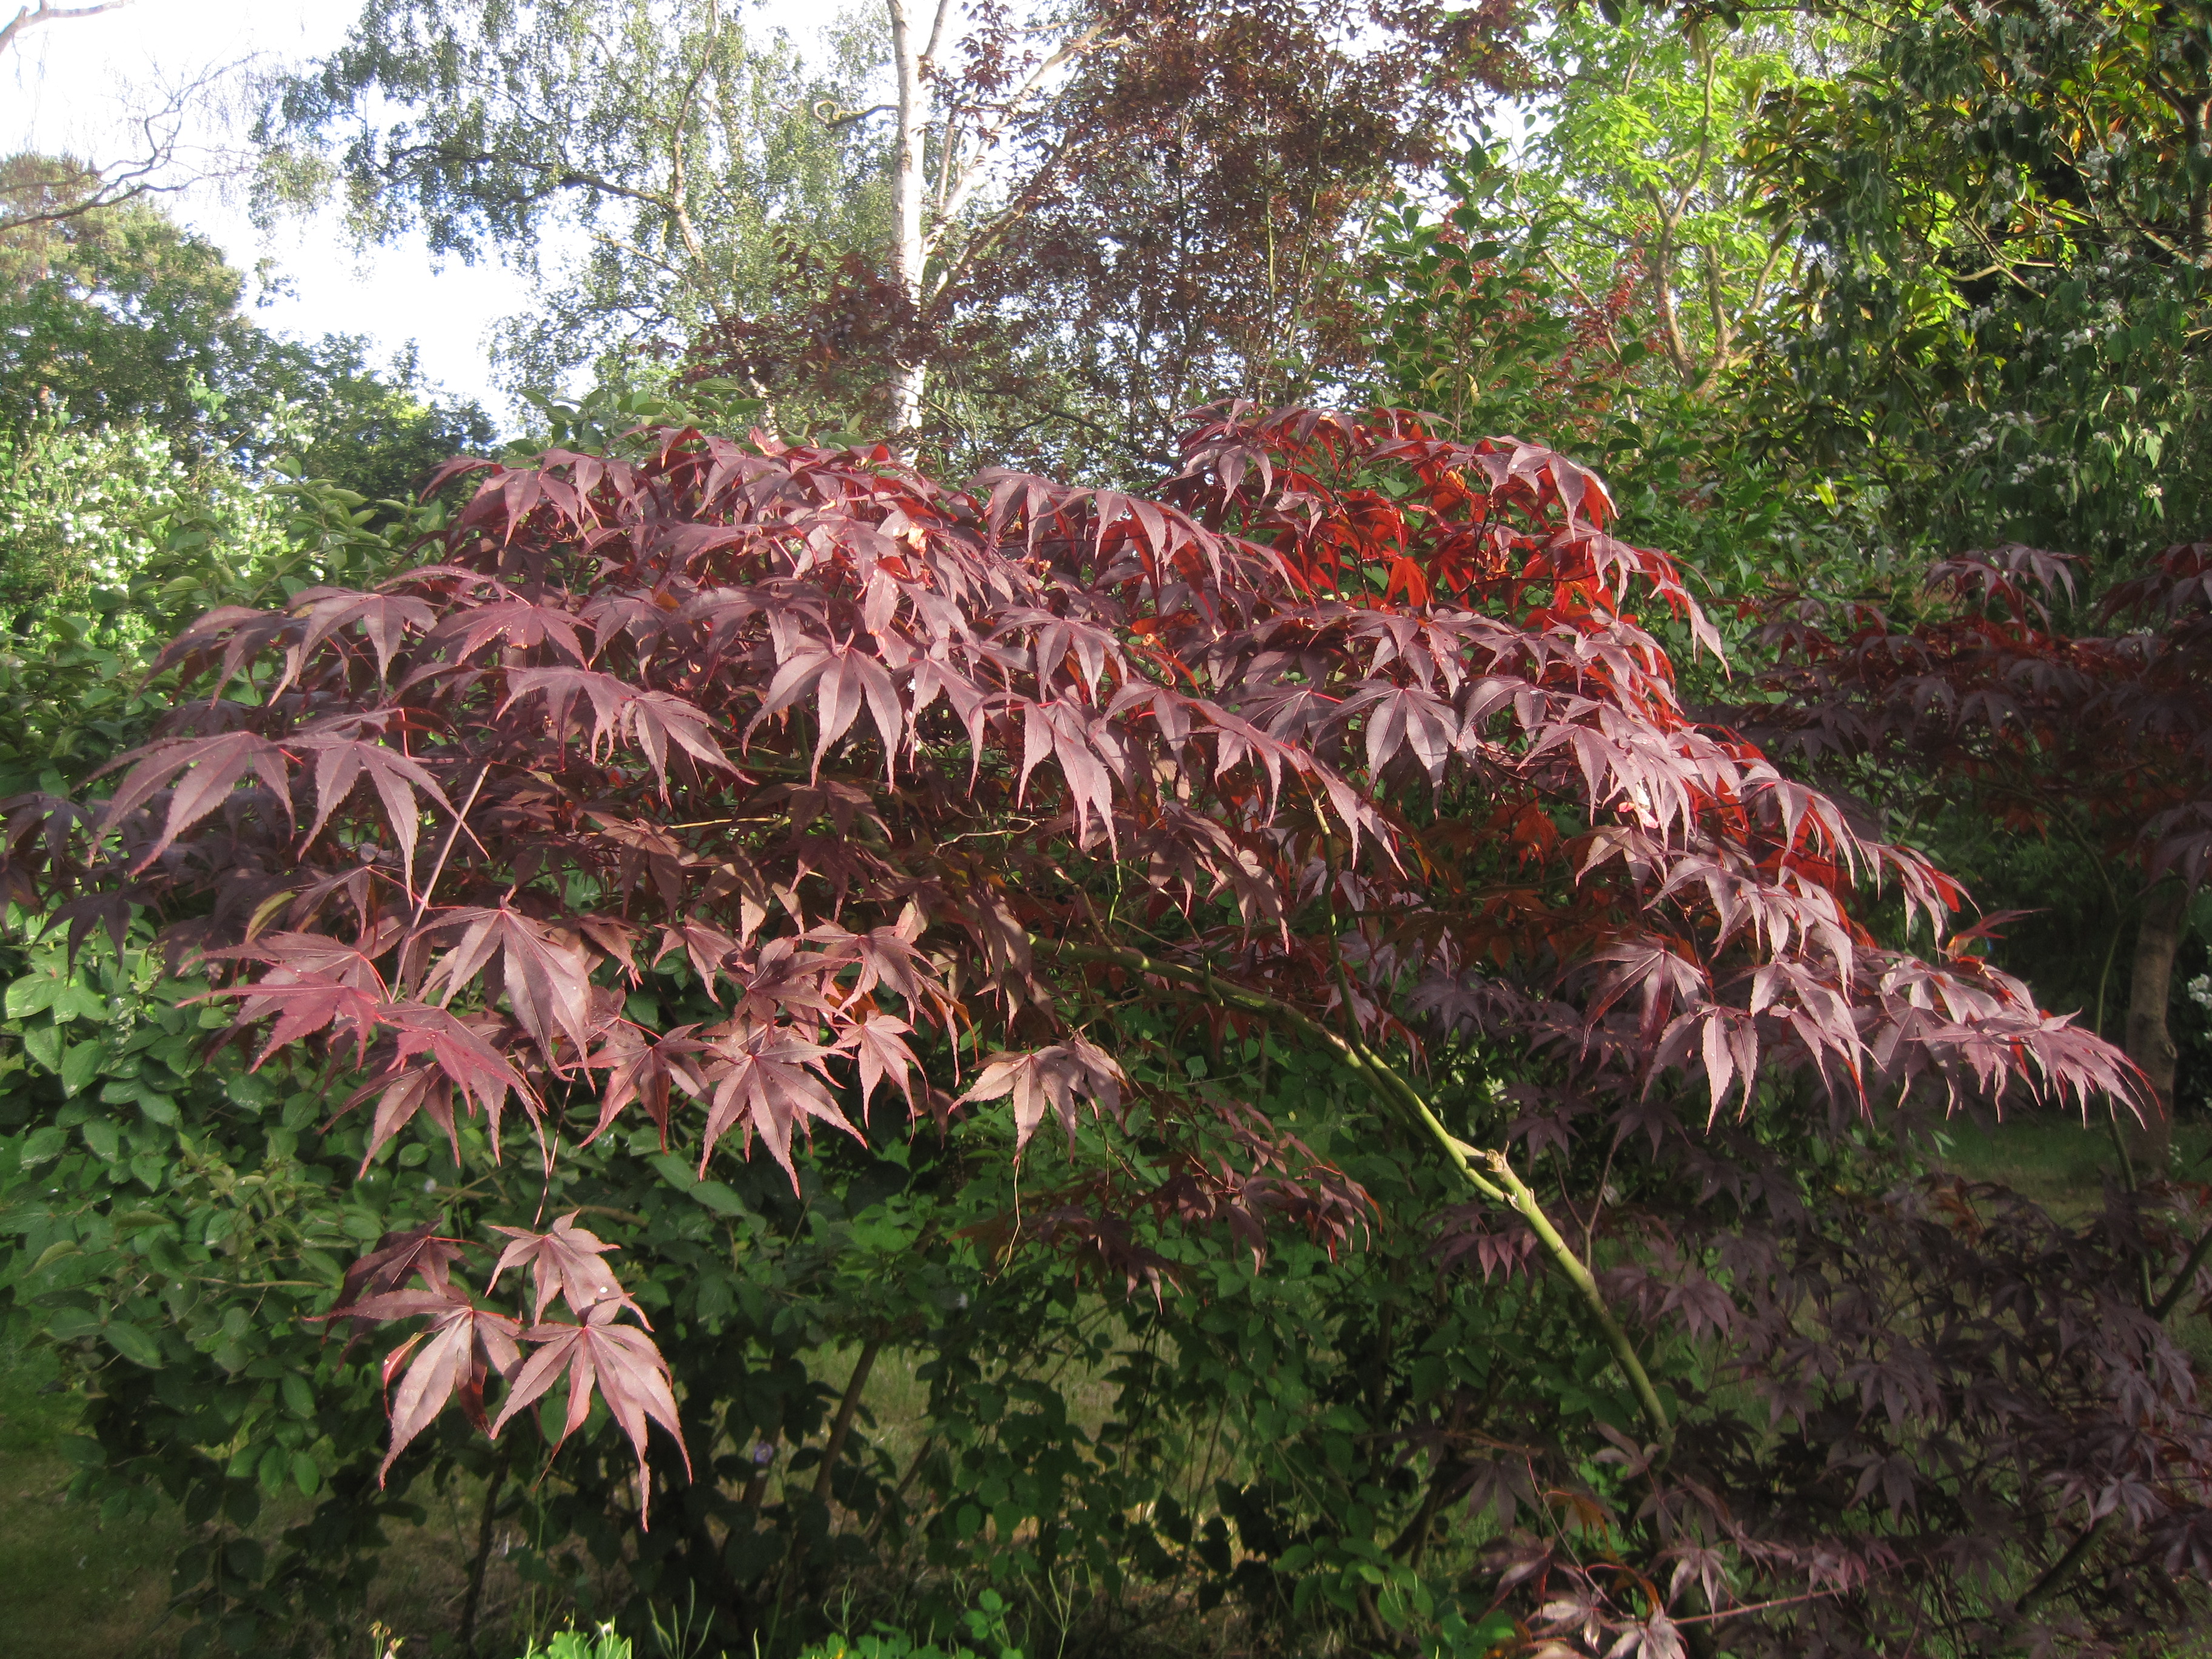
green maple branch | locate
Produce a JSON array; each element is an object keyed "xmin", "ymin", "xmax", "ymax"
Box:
[{"xmin": 1037, "ymin": 936, "xmax": 1673, "ymax": 1447}]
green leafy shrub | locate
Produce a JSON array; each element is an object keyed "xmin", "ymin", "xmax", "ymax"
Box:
[
  {"xmin": 521, "ymin": 1623, "xmax": 634, "ymax": 1659},
  {"xmin": 796, "ymin": 1590, "xmax": 1022, "ymax": 1659},
  {"xmin": 0, "ymin": 435, "xmax": 456, "ymax": 798}
]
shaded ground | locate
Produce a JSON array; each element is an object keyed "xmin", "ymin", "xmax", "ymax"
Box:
[
  {"xmin": 0, "ymin": 1335, "xmax": 544, "ymax": 1658},
  {"xmin": 0, "ymin": 1337, "xmax": 185, "ymax": 1658}
]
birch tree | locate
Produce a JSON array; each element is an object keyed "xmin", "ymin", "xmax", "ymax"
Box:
[
  {"xmin": 256, "ymin": 0, "xmax": 891, "ymax": 395},
  {"xmin": 262, "ymin": 0, "xmax": 1521, "ymax": 469},
  {"xmin": 846, "ymin": 0, "xmax": 1524, "ymax": 468},
  {"xmin": 876, "ymin": 0, "xmax": 1121, "ymax": 438}
]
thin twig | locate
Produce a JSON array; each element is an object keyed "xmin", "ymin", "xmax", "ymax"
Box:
[
  {"xmin": 409, "ymin": 761, "xmax": 492, "ymax": 933},
  {"xmin": 1673, "ymin": 1587, "xmax": 1840, "ymax": 1626}
]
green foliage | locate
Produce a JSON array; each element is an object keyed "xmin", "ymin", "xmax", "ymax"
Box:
[
  {"xmin": 1749, "ymin": 0, "xmax": 2212, "ymax": 574},
  {"xmin": 0, "ymin": 161, "xmax": 261, "ymax": 446},
  {"xmin": 794, "ymin": 1590, "xmax": 1023, "ymax": 1659},
  {"xmin": 1, "ymin": 155, "xmax": 493, "ymax": 492},
  {"xmin": 1510, "ymin": 4, "xmax": 1855, "ymax": 395},
  {"xmin": 256, "ymin": 0, "xmax": 892, "ymax": 396},
  {"xmin": 523, "ymin": 1621, "xmax": 635, "ymax": 1659},
  {"xmin": 0, "ymin": 159, "xmax": 518, "ymax": 1642},
  {"xmin": 0, "ymin": 447, "xmax": 444, "ymax": 796},
  {"xmin": 236, "ymin": 335, "xmax": 498, "ymax": 507},
  {"xmin": 1355, "ymin": 2, "xmax": 1854, "ymax": 435},
  {"xmin": 0, "ymin": 909, "xmax": 402, "ymax": 1655},
  {"xmin": 0, "ymin": 420, "xmax": 266, "ymax": 628},
  {"xmin": 508, "ymin": 374, "xmax": 772, "ymax": 461}
]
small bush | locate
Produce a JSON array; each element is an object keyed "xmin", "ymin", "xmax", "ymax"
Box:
[
  {"xmin": 796, "ymin": 1590, "xmax": 1022, "ymax": 1659},
  {"xmin": 520, "ymin": 1623, "xmax": 634, "ymax": 1659}
]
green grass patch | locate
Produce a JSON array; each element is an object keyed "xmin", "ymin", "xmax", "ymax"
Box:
[
  {"xmin": 1928, "ymin": 1112, "xmax": 2212, "ymax": 1214},
  {"xmin": 0, "ymin": 1338, "xmax": 184, "ymax": 1658}
]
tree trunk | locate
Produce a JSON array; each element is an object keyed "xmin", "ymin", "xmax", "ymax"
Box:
[
  {"xmin": 814, "ymin": 1339, "xmax": 880, "ymax": 1504},
  {"xmin": 458, "ymin": 1449, "xmax": 511, "ymax": 1657},
  {"xmin": 886, "ymin": 0, "xmax": 933, "ymax": 441},
  {"xmin": 2123, "ymin": 877, "xmax": 2186, "ymax": 1169}
]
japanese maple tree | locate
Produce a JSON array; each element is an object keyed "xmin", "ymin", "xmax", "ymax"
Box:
[
  {"xmin": 11, "ymin": 404, "xmax": 2202, "ymax": 1653},
  {"xmin": 1741, "ymin": 541, "xmax": 2212, "ymax": 1163}
]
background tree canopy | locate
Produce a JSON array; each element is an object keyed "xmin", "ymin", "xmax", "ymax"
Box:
[
  {"xmin": 253, "ymin": 0, "xmax": 896, "ymax": 406},
  {"xmin": 5, "ymin": 3, "xmax": 2212, "ymax": 1658},
  {"xmin": 256, "ymin": 0, "xmax": 1526, "ymax": 478},
  {"xmin": 0, "ymin": 155, "xmax": 494, "ymax": 484}
]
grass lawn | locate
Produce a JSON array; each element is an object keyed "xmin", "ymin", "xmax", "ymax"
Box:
[
  {"xmin": 0, "ymin": 1338, "xmax": 185, "ymax": 1658},
  {"xmin": 1928, "ymin": 1110, "xmax": 2212, "ymax": 1213}
]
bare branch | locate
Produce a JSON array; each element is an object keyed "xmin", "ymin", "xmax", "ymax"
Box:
[
  {"xmin": 0, "ymin": 0, "xmax": 127, "ymax": 60},
  {"xmin": 0, "ymin": 57, "xmax": 232, "ymax": 238}
]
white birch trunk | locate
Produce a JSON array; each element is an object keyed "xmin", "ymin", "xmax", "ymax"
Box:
[{"xmin": 886, "ymin": 0, "xmax": 933, "ymax": 441}]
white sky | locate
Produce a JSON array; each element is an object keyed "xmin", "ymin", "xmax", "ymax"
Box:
[{"xmin": 3, "ymin": 0, "xmax": 825, "ymax": 426}]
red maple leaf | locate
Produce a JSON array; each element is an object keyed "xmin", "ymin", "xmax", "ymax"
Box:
[{"xmin": 491, "ymin": 1302, "xmax": 689, "ymax": 1524}]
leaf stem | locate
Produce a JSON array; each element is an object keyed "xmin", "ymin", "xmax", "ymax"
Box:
[
  {"xmin": 409, "ymin": 760, "xmax": 492, "ymax": 934},
  {"xmin": 1671, "ymin": 1587, "xmax": 1839, "ymax": 1626},
  {"xmin": 2152, "ymin": 1222, "xmax": 2212, "ymax": 1322}
]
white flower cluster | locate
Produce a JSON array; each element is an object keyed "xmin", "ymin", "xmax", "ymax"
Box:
[
  {"xmin": 0, "ymin": 420, "xmax": 289, "ymax": 642},
  {"xmin": 1954, "ymin": 408, "xmax": 2041, "ymax": 466},
  {"xmin": 0, "ymin": 424, "xmax": 189, "ymax": 590}
]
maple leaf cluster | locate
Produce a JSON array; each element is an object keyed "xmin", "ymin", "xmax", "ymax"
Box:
[
  {"xmin": 0, "ymin": 403, "xmax": 2148, "ymax": 1553},
  {"xmin": 313, "ymin": 1213, "xmax": 686, "ymax": 1520},
  {"xmin": 1741, "ymin": 537, "xmax": 2212, "ymax": 886}
]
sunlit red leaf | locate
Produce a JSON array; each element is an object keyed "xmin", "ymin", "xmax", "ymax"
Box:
[
  {"xmin": 350, "ymin": 1290, "xmax": 521, "ymax": 1481},
  {"xmin": 490, "ymin": 1302, "xmax": 689, "ymax": 1524},
  {"xmin": 958, "ymin": 1036, "xmax": 1127, "ymax": 1154},
  {"xmin": 487, "ymin": 1212, "xmax": 642, "ymax": 1325}
]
